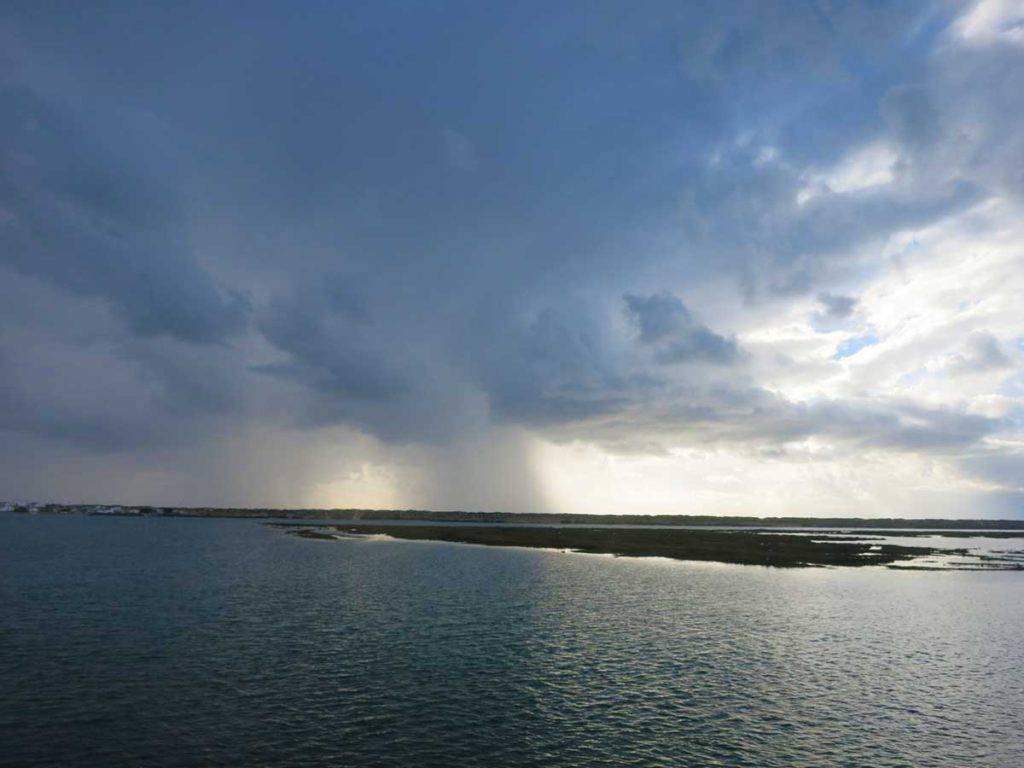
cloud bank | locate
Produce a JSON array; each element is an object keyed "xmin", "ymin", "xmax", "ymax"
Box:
[{"xmin": 1, "ymin": 1, "xmax": 1022, "ymax": 517}]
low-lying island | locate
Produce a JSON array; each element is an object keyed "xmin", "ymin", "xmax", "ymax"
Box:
[{"xmin": 271, "ymin": 522, "xmax": 1024, "ymax": 569}]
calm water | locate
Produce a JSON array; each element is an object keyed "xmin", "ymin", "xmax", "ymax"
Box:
[{"xmin": 2, "ymin": 515, "xmax": 1023, "ymax": 767}]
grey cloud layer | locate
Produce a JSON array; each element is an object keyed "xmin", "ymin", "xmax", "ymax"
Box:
[
  {"xmin": 0, "ymin": 1, "xmax": 1020, "ymax": 510},
  {"xmin": 0, "ymin": 88, "xmax": 249, "ymax": 344},
  {"xmin": 624, "ymin": 293, "xmax": 739, "ymax": 364}
]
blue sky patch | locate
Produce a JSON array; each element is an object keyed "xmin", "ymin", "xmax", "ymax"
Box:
[{"xmin": 835, "ymin": 334, "xmax": 879, "ymax": 360}]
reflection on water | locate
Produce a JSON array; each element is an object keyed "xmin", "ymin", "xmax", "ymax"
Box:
[{"xmin": 2, "ymin": 515, "xmax": 1023, "ymax": 767}]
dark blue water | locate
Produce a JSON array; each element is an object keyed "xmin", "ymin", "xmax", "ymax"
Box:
[{"xmin": 2, "ymin": 515, "xmax": 1023, "ymax": 767}]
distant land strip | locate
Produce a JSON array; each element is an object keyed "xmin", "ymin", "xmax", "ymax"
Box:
[{"xmin": 4, "ymin": 502, "xmax": 1024, "ymax": 530}]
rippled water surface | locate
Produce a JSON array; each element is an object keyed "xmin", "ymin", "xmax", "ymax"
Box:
[{"xmin": 2, "ymin": 515, "xmax": 1023, "ymax": 767}]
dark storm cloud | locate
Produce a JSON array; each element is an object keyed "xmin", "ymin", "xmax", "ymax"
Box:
[
  {"xmin": 817, "ymin": 293, "xmax": 858, "ymax": 320},
  {"xmin": 469, "ymin": 304, "xmax": 633, "ymax": 428},
  {"xmin": 248, "ymin": 278, "xmax": 489, "ymax": 443},
  {"xmin": 624, "ymin": 293, "xmax": 739, "ymax": 364},
  {"xmin": 0, "ymin": 0, "xmax": 1020, "ymax": 511},
  {"xmin": 255, "ymin": 298, "xmax": 405, "ymax": 404},
  {"xmin": 0, "ymin": 88, "xmax": 249, "ymax": 344},
  {"xmin": 0, "ymin": 331, "xmax": 209, "ymax": 453},
  {"xmin": 677, "ymin": 142, "xmax": 982, "ymax": 298}
]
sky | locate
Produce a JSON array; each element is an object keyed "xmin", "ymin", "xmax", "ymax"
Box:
[{"xmin": 1, "ymin": 1, "xmax": 1023, "ymax": 517}]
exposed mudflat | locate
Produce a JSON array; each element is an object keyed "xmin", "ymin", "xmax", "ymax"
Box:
[{"xmin": 271, "ymin": 523, "xmax": 1024, "ymax": 569}]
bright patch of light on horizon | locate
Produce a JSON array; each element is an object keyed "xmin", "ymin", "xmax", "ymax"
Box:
[{"xmin": 531, "ymin": 439, "xmax": 1010, "ymax": 518}]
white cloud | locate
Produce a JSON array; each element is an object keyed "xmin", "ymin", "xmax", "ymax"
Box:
[
  {"xmin": 798, "ymin": 141, "xmax": 898, "ymax": 205},
  {"xmin": 953, "ymin": 0, "xmax": 1024, "ymax": 47}
]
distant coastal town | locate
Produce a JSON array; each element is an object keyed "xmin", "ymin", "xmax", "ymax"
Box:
[{"xmin": 2, "ymin": 502, "xmax": 232, "ymax": 517}]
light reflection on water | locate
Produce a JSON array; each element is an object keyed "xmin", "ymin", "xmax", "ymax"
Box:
[{"xmin": 2, "ymin": 514, "xmax": 1023, "ymax": 767}]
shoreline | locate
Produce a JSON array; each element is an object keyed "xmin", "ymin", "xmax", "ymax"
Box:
[{"xmin": 269, "ymin": 522, "xmax": 1024, "ymax": 570}]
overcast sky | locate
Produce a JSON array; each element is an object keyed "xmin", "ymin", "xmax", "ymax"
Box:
[{"xmin": 2, "ymin": 1, "xmax": 1023, "ymax": 517}]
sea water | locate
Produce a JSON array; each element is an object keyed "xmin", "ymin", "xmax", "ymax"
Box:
[{"xmin": 2, "ymin": 514, "xmax": 1022, "ymax": 767}]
